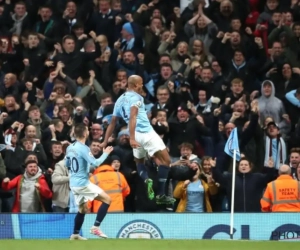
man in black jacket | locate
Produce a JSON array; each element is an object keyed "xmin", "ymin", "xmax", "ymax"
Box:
[{"xmin": 53, "ymin": 35, "xmax": 101, "ymax": 79}]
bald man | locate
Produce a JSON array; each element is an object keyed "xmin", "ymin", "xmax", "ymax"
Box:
[
  {"xmin": 261, "ymin": 164, "xmax": 300, "ymax": 212},
  {"xmin": 102, "ymin": 75, "xmax": 176, "ymax": 205},
  {"xmin": 25, "ymin": 125, "xmax": 37, "ymax": 139}
]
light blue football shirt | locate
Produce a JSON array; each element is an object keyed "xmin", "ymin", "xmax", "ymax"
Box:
[
  {"xmin": 113, "ymin": 91, "xmax": 153, "ymax": 133},
  {"xmin": 186, "ymin": 180, "xmax": 204, "ymax": 213},
  {"xmin": 65, "ymin": 141, "xmax": 109, "ymax": 187}
]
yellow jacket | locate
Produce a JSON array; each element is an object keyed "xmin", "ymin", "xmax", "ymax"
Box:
[{"xmin": 173, "ymin": 179, "xmax": 218, "ymax": 212}]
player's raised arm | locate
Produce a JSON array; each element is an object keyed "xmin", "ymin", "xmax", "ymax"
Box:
[
  {"xmin": 101, "ymin": 116, "xmax": 118, "ymax": 147},
  {"xmin": 83, "ymin": 146, "xmax": 114, "ymax": 168}
]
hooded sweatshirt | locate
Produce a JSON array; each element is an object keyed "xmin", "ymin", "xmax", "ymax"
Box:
[
  {"xmin": 258, "ymin": 80, "xmax": 289, "ymax": 134},
  {"xmin": 20, "ymin": 168, "xmax": 42, "ymax": 212}
]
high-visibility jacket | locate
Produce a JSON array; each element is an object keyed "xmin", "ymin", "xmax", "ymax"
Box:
[
  {"xmin": 88, "ymin": 165, "xmax": 130, "ymax": 213},
  {"xmin": 261, "ymin": 175, "xmax": 300, "ymax": 212}
]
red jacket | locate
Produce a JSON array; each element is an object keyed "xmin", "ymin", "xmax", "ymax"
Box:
[{"xmin": 1, "ymin": 174, "xmax": 52, "ymax": 212}]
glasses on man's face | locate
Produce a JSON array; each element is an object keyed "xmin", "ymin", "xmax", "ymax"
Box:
[{"xmin": 158, "ymin": 93, "xmax": 169, "ymax": 96}]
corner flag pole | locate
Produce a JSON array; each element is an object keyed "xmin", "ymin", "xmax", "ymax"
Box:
[{"xmin": 229, "ymin": 149, "xmax": 237, "ymax": 240}]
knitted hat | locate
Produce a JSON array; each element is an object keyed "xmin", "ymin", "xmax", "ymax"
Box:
[
  {"xmin": 111, "ymin": 155, "xmax": 120, "ymax": 162},
  {"xmin": 118, "ymin": 129, "xmax": 129, "ymax": 139},
  {"xmin": 177, "ymin": 103, "xmax": 190, "ymax": 113},
  {"xmin": 122, "ymin": 22, "xmax": 134, "ymax": 35}
]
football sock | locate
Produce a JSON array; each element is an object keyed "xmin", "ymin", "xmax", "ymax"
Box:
[
  {"xmin": 73, "ymin": 212, "xmax": 85, "ymax": 234},
  {"xmin": 137, "ymin": 163, "xmax": 149, "ymax": 181},
  {"xmin": 158, "ymin": 165, "xmax": 170, "ymax": 196},
  {"xmin": 94, "ymin": 202, "xmax": 110, "ymax": 227}
]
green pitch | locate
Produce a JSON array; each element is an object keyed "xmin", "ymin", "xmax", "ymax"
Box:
[{"xmin": 1, "ymin": 240, "xmax": 300, "ymax": 250}]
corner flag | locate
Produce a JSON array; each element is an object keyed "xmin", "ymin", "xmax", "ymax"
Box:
[{"xmin": 224, "ymin": 128, "xmax": 241, "ymax": 161}]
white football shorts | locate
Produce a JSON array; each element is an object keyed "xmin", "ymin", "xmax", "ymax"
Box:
[
  {"xmin": 133, "ymin": 130, "xmax": 166, "ymax": 159},
  {"xmin": 70, "ymin": 182, "xmax": 104, "ymax": 205}
]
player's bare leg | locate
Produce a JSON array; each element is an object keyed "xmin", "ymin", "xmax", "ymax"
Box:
[
  {"xmin": 70, "ymin": 203, "xmax": 88, "ymax": 240},
  {"xmin": 135, "ymin": 157, "xmax": 155, "ymax": 200},
  {"xmin": 90, "ymin": 192, "xmax": 111, "ymax": 238},
  {"xmin": 153, "ymin": 149, "xmax": 176, "ymax": 205}
]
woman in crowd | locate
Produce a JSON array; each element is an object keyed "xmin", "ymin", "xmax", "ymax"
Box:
[
  {"xmin": 173, "ymin": 160, "xmax": 218, "ymax": 213},
  {"xmin": 212, "ymin": 157, "xmax": 277, "ymax": 212}
]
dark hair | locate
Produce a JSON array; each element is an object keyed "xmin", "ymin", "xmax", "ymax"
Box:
[
  {"xmin": 293, "ymin": 22, "xmax": 300, "ymax": 28},
  {"xmin": 290, "ymin": 148, "xmax": 300, "ymax": 154},
  {"xmin": 74, "ymin": 123, "xmax": 87, "ymax": 139},
  {"xmin": 90, "ymin": 139, "xmax": 101, "ymax": 144},
  {"xmin": 51, "ymin": 141, "xmax": 62, "ymax": 147},
  {"xmin": 28, "ymin": 105, "xmax": 39, "ymax": 112},
  {"xmin": 25, "ymin": 152, "xmax": 38, "ymax": 161},
  {"xmin": 52, "ymin": 118, "xmax": 63, "ymax": 127},
  {"xmin": 21, "ymin": 138, "xmax": 32, "ymax": 145},
  {"xmin": 159, "ymin": 54, "xmax": 170, "ymax": 59},
  {"xmin": 157, "ymin": 85, "xmax": 169, "ymax": 93},
  {"xmin": 100, "ymin": 93, "xmax": 112, "ymax": 101},
  {"xmin": 202, "ymin": 156, "xmax": 212, "ymax": 162},
  {"xmin": 25, "ymin": 160, "xmax": 38, "ymax": 167},
  {"xmin": 178, "ymin": 142, "xmax": 194, "ymax": 150},
  {"xmin": 233, "ymin": 49, "xmax": 244, "ymax": 56},
  {"xmin": 28, "ymin": 32, "xmax": 39, "ymax": 37},
  {"xmin": 40, "ymin": 4, "xmax": 52, "ymax": 10},
  {"xmin": 160, "ymin": 63, "xmax": 172, "ymax": 70},
  {"xmin": 239, "ymin": 157, "xmax": 253, "ymax": 168},
  {"xmin": 15, "ymin": 1, "xmax": 26, "ymax": 7},
  {"xmin": 62, "ymin": 35, "xmax": 75, "ymax": 44},
  {"xmin": 4, "ymin": 95, "xmax": 16, "ymax": 100}
]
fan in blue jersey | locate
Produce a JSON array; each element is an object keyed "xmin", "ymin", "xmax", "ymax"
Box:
[
  {"xmin": 101, "ymin": 75, "xmax": 175, "ymax": 205},
  {"xmin": 65, "ymin": 123, "xmax": 113, "ymax": 240}
]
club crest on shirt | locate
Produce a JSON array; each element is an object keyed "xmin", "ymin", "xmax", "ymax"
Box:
[{"xmin": 136, "ymin": 101, "xmax": 142, "ymax": 107}]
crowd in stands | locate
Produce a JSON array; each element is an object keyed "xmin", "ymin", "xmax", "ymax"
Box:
[{"xmin": 0, "ymin": 0, "xmax": 300, "ymax": 213}]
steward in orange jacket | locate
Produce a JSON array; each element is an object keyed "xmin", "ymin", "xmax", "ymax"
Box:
[
  {"xmin": 88, "ymin": 165, "xmax": 130, "ymax": 213},
  {"xmin": 261, "ymin": 165, "xmax": 300, "ymax": 212}
]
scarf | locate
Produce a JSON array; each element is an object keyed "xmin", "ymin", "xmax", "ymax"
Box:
[
  {"xmin": 122, "ymin": 38, "xmax": 135, "ymax": 51},
  {"xmin": 121, "ymin": 38, "xmax": 145, "ymax": 51},
  {"xmin": 195, "ymin": 97, "xmax": 213, "ymax": 114},
  {"xmin": 36, "ymin": 19, "xmax": 54, "ymax": 34},
  {"xmin": 102, "ymin": 114, "xmax": 113, "ymax": 125},
  {"xmin": 264, "ymin": 136, "xmax": 286, "ymax": 169},
  {"xmin": 10, "ymin": 13, "xmax": 28, "ymax": 35}
]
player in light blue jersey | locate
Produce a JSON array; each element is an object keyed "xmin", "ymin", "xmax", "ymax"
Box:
[
  {"xmin": 101, "ymin": 75, "xmax": 175, "ymax": 205},
  {"xmin": 66, "ymin": 123, "xmax": 113, "ymax": 240}
]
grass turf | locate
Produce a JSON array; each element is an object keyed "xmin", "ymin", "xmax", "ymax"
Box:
[{"xmin": 1, "ymin": 240, "xmax": 300, "ymax": 250}]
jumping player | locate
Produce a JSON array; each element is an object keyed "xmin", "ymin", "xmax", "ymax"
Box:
[
  {"xmin": 66, "ymin": 123, "xmax": 114, "ymax": 240},
  {"xmin": 101, "ymin": 75, "xmax": 175, "ymax": 205}
]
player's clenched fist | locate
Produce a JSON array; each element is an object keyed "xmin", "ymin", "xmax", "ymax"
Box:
[{"xmin": 103, "ymin": 146, "xmax": 114, "ymax": 154}]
